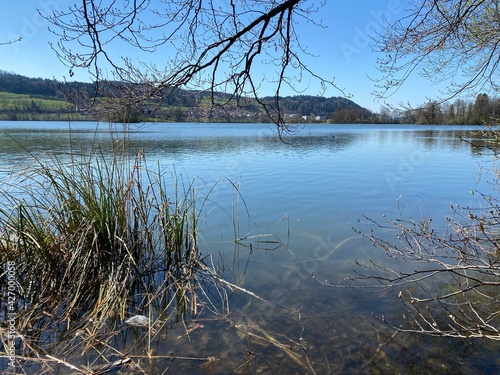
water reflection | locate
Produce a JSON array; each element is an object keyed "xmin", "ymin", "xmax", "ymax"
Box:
[
  {"xmin": 1, "ymin": 122, "xmax": 499, "ymax": 373},
  {"xmin": 0, "ymin": 122, "xmax": 492, "ymax": 157}
]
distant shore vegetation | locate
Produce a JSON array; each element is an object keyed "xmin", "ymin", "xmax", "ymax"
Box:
[{"xmin": 0, "ymin": 71, "xmax": 497, "ymax": 125}]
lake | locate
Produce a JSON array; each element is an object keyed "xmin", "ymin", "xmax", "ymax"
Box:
[{"xmin": 1, "ymin": 121, "xmax": 499, "ymax": 374}]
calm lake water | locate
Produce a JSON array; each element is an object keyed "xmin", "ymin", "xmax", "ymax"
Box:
[{"xmin": 1, "ymin": 121, "xmax": 499, "ymax": 373}]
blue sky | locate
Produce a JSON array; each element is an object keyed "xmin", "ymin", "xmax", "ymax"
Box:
[{"xmin": 0, "ymin": 0, "xmax": 443, "ymax": 112}]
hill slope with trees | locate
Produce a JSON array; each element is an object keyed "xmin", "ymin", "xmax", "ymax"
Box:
[{"xmin": 0, "ymin": 71, "xmax": 374, "ymax": 122}]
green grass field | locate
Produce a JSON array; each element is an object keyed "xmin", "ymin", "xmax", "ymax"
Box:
[{"xmin": 0, "ymin": 91, "xmax": 70, "ymax": 110}]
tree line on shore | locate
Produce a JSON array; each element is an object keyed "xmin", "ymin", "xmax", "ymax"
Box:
[
  {"xmin": 283, "ymin": 93, "xmax": 500, "ymax": 125},
  {"xmin": 0, "ymin": 71, "xmax": 498, "ymax": 125},
  {"xmin": 386, "ymin": 94, "xmax": 499, "ymax": 125},
  {"xmin": 0, "ymin": 71, "xmax": 367, "ymax": 123}
]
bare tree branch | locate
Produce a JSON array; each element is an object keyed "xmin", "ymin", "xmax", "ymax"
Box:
[
  {"xmin": 0, "ymin": 37, "xmax": 22, "ymax": 46},
  {"xmin": 43, "ymin": 0, "xmax": 340, "ymax": 135},
  {"xmin": 331, "ymin": 189, "xmax": 500, "ymax": 340},
  {"xmin": 375, "ymin": 0, "xmax": 500, "ymax": 102}
]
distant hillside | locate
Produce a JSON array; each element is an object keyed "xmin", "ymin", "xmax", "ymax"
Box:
[
  {"xmin": 263, "ymin": 95, "xmax": 361, "ymax": 117},
  {"xmin": 0, "ymin": 71, "xmax": 373, "ymax": 122}
]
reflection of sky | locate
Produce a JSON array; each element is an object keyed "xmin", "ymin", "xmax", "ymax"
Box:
[{"xmin": 0, "ymin": 122, "xmax": 492, "ymax": 246}]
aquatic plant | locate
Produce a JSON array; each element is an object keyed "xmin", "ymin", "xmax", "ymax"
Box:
[{"xmin": 0, "ymin": 128, "xmax": 242, "ymax": 371}]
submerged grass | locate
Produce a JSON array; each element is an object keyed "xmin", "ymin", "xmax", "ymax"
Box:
[{"xmin": 0, "ymin": 126, "xmax": 254, "ymax": 372}]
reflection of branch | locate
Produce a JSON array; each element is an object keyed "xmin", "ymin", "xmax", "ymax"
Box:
[{"xmin": 0, "ymin": 37, "xmax": 22, "ymax": 46}]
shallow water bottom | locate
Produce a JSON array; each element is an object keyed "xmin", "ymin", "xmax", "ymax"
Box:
[{"xmin": 76, "ymin": 290, "xmax": 499, "ymax": 374}]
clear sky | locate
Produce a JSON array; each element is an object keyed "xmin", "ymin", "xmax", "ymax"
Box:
[{"xmin": 0, "ymin": 0, "xmax": 443, "ymax": 112}]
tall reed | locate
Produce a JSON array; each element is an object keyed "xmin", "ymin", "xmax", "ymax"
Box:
[{"xmin": 0, "ymin": 127, "xmax": 228, "ymax": 354}]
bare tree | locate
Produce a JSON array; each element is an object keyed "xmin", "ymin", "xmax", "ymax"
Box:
[
  {"xmin": 43, "ymin": 0, "xmax": 337, "ymax": 134},
  {"xmin": 375, "ymin": 0, "xmax": 500, "ymax": 102}
]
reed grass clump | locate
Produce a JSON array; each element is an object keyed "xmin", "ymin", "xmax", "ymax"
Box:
[{"xmin": 0, "ymin": 133, "xmax": 227, "ymax": 358}]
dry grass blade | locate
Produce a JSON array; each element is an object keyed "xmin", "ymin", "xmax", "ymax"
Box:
[{"xmin": 236, "ymin": 321, "xmax": 318, "ymax": 375}]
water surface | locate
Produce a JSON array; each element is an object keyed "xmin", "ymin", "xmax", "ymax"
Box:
[{"xmin": 0, "ymin": 121, "xmax": 498, "ymax": 373}]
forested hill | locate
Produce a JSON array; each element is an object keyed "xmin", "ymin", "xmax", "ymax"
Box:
[
  {"xmin": 0, "ymin": 71, "xmax": 374, "ymax": 122},
  {"xmin": 0, "ymin": 73, "xmax": 58, "ymax": 97},
  {"xmin": 0, "ymin": 71, "xmax": 91, "ymax": 99},
  {"xmin": 262, "ymin": 95, "xmax": 363, "ymax": 118}
]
